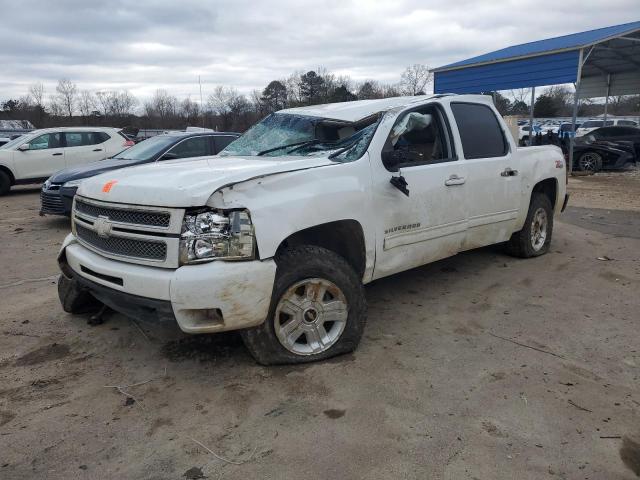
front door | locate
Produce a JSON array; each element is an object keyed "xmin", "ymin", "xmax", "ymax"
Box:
[
  {"xmin": 371, "ymin": 104, "xmax": 467, "ymax": 280},
  {"xmin": 449, "ymin": 102, "xmax": 521, "ymax": 250},
  {"xmin": 14, "ymin": 132, "xmax": 65, "ymax": 179}
]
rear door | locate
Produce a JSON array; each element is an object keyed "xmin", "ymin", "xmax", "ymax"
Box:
[
  {"xmin": 14, "ymin": 132, "xmax": 65, "ymax": 179},
  {"xmin": 63, "ymin": 131, "xmax": 109, "ymax": 167},
  {"xmin": 449, "ymin": 102, "xmax": 521, "ymax": 251}
]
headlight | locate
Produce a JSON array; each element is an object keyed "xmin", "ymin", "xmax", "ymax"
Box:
[
  {"xmin": 180, "ymin": 209, "xmax": 255, "ymax": 264},
  {"xmin": 63, "ymin": 179, "xmax": 83, "ymax": 188}
]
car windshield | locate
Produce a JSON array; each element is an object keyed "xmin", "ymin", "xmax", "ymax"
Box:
[
  {"xmin": 0, "ymin": 134, "xmax": 29, "ymax": 150},
  {"xmin": 219, "ymin": 112, "xmax": 379, "ymax": 162},
  {"xmin": 112, "ymin": 135, "xmax": 178, "ymax": 160}
]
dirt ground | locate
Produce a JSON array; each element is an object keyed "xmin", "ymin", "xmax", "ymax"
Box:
[{"xmin": 1, "ymin": 173, "xmax": 639, "ymax": 480}]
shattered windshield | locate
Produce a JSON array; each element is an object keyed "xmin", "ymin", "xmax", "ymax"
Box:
[{"xmin": 219, "ymin": 112, "xmax": 380, "ymax": 162}]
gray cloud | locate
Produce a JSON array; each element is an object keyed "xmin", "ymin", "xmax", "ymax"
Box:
[{"xmin": 0, "ymin": 0, "xmax": 636, "ymax": 101}]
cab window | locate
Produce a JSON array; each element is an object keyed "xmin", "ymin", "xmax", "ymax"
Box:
[
  {"xmin": 382, "ymin": 105, "xmax": 453, "ymax": 171},
  {"xmin": 165, "ymin": 136, "xmax": 212, "ymax": 159},
  {"xmin": 451, "ymin": 103, "xmax": 508, "ymax": 159},
  {"xmin": 28, "ymin": 133, "xmax": 62, "ymax": 150}
]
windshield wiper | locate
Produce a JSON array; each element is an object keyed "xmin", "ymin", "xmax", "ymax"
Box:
[{"xmin": 257, "ymin": 139, "xmax": 318, "ymax": 156}]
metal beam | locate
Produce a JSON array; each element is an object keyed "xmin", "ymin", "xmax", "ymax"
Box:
[
  {"xmin": 594, "ymin": 45, "xmax": 640, "ymax": 69},
  {"xmin": 569, "ymin": 48, "xmax": 584, "ymax": 175},
  {"xmin": 603, "ymin": 74, "xmax": 611, "ymax": 122},
  {"xmin": 618, "ymin": 36, "xmax": 640, "ymax": 43},
  {"xmin": 528, "ymin": 87, "xmax": 535, "ymax": 147}
]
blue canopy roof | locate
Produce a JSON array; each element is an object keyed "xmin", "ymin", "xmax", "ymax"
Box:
[
  {"xmin": 434, "ymin": 21, "xmax": 640, "ymax": 71},
  {"xmin": 433, "ymin": 21, "xmax": 640, "ymax": 95}
]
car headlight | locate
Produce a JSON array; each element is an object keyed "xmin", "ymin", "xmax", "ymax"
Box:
[
  {"xmin": 179, "ymin": 209, "xmax": 255, "ymax": 264},
  {"xmin": 63, "ymin": 179, "xmax": 83, "ymax": 188}
]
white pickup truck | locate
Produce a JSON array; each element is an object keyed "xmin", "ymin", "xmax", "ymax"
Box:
[{"xmin": 57, "ymin": 94, "xmax": 568, "ymax": 364}]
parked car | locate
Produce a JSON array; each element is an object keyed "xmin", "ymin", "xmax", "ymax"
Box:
[
  {"xmin": 518, "ymin": 124, "xmax": 542, "ymax": 144},
  {"xmin": 573, "ymin": 129, "xmax": 638, "ymax": 172},
  {"xmin": 41, "ymin": 131, "xmax": 240, "ymax": 216},
  {"xmin": 575, "ymin": 119, "xmax": 638, "ymax": 137},
  {"xmin": 56, "ymin": 94, "xmax": 567, "ymax": 365},
  {"xmin": 584, "ymin": 126, "xmax": 640, "ymax": 159},
  {"xmin": 0, "ymin": 127, "xmax": 133, "ymax": 196},
  {"xmin": 0, "ymin": 137, "xmax": 11, "ymax": 147}
]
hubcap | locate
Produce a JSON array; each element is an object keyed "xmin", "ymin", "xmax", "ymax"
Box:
[
  {"xmin": 580, "ymin": 153, "xmax": 598, "ymax": 171},
  {"xmin": 274, "ymin": 278, "xmax": 348, "ymax": 356},
  {"xmin": 530, "ymin": 207, "xmax": 548, "ymax": 251}
]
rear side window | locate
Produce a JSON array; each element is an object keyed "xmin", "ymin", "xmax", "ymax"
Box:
[
  {"xmin": 451, "ymin": 103, "xmax": 507, "ymax": 159},
  {"xmin": 214, "ymin": 135, "xmax": 237, "ymax": 153},
  {"xmin": 167, "ymin": 136, "xmax": 212, "ymax": 159},
  {"xmin": 619, "ymin": 120, "xmax": 637, "ymax": 126},
  {"xmin": 64, "ymin": 132, "xmax": 110, "ymax": 147}
]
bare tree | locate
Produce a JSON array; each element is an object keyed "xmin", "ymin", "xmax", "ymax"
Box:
[
  {"xmin": 48, "ymin": 94, "xmax": 64, "ymax": 117},
  {"xmin": 111, "ymin": 91, "xmax": 138, "ymax": 117},
  {"xmin": 399, "ymin": 64, "xmax": 432, "ymax": 96},
  {"xmin": 78, "ymin": 90, "xmax": 95, "ymax": 119},
  {"xmin": 28, "ymin": 82, "xmax": 45, "ymax": 110},
  {"xmin": 56, "ymin": 78, "xmax": 78, "ymax": 118}
]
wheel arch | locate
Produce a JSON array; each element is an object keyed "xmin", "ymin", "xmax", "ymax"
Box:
[
  {"xmin": 531, "ymin": 177, "xmax": 558, "ymax": 209},
  {"xmin": 0, "ymin": 165, "xmax": 15, "ymax": 185},
  {"xmin": 275, "ymin": 219, "xmax": 367, "ymax": 280}
]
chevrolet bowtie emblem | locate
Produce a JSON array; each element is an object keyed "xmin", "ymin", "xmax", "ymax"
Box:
[{"xmin": 94, "ymin": 215, "xmax": 112, "ymax": 238}]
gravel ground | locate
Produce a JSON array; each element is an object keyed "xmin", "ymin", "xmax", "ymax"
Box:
[{"xmin": 1, "ymin": 173, "xmax": 639, "ymax": 480}]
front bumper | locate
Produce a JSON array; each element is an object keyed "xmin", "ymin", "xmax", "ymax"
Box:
[
  {"xmin": 59, "ymin": 234, "xmax": 277, "ymax": 334},
  {"xmin": 40, "ymin": 185, "xmax": 77, "ymax": 216}
]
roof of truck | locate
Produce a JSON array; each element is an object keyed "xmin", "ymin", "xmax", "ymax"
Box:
[{"xmin": 278, "ymin": 94, "xmax": 491, "ymax": 122}]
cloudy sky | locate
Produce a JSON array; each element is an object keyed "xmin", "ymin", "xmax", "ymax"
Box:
[{"xmin": 0, "ymin": 0, "xmax": 636, "ymax": 102}]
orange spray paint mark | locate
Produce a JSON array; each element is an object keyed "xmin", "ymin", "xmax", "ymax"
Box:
[{"xmin": 102, "ymin": 180, "xmax": 118, "ymax": 193}]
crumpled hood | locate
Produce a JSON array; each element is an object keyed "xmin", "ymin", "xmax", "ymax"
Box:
[{"xmin": 76, "ymin": 155, "xmax": 336, "ymax": 207}]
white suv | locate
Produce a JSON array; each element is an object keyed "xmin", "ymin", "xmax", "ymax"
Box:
[{"xmin": 0, "ymin": 127, "xmax": 133, "ymax": 195}]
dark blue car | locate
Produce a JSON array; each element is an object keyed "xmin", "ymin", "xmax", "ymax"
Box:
[{"xmin": 40, "ymin": 131, "xmax": 240, "ymax": 216}]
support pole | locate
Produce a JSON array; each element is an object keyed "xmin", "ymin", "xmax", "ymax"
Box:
[
  {"xmin": 528, "ymin": 86, "xmax": 535, "ymax": 147},
  {"xmin": 603, "ymin": 73, "xmax": 611, "ymax": 122},
  {"xmin": 569, "ymin": 48, "xmax": 584, "ymax": 175}
]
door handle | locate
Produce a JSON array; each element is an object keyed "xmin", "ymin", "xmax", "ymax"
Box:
[
  {"xmin": 52, "ymin": 153, "xmax": 63, "ymax": 156},
  {"xmin": 93, "ymin": 149, "xmax": 102, "ymax": 152},
  {"xmin": 501, "ymin": 167, "xmax": 518, "ymax": 177},
  {"xmin": 444, "ymin": 174, "xmax": 466, "ymax": 186}
]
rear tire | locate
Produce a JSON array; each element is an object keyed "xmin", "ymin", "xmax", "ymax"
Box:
[
  {"xmin": 57, "ymin": 275, "xmax": 101, "ymax": 314},
  {"xmin": 240, "ymin": 245, "xmax": 366, "ymax": 365},
  {"xmin": 0, "ymin": 171, "xmax": 11, "ymax": 196},
  {"xmin": 506, "ymin": 193, "xmax": 554, "ymax": 258}
]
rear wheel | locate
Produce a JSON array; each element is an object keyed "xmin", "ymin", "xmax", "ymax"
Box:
[
  {"xmin": 241, "ymin": 245, "xmax": 366, "ymax": 365},
  {"xmin": 577, "ymin": 151, "xmax": 601, "ymax": 172},
  {"xmin": 0, "ymin": 171, "xmax": 11, "ymax": 196},
  {"xmin": 506, "ymin": 193, "xmax": 554, "ymax": 258}
]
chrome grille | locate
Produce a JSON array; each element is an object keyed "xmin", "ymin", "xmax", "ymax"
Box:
[
  {"xmin": 76, "ymin": 224, "xmax": 167, "ymax": 261},
  {"xmin": 75, "ymin": 198, "xmax": 170, "ymax": 227}
]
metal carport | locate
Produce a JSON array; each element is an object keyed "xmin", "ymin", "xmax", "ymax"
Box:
[{"xmin": 431, "ymin": 21, "xmax": 640, "ymax": 172}]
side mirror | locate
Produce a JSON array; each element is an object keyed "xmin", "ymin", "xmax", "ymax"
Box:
[
  {"xmin": 161, "ymin": 152, "xmax": 178, "ymax": 160},
  {"xmin": 17, "ymin": 144, "xmax": 29, "ymax": 151},
  {"xmin": 381, "ymin": 149, "xmax": 407, "ymax": 171}
]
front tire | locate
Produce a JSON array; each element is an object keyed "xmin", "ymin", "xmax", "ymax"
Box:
[
  {"xmin": 57, "ymin": 275, "xmax": 101, "ymax": 314},
  {"xmin": 240, "ymin": 245, "xmax": 366, "ymax": 365},
  {"xmin": 506, "ymin": 193, "xmax": 554, "ymax": 258},
  {"xmin": 0, "ymin": 171, "xmax": 11, "ymax": 196}
]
